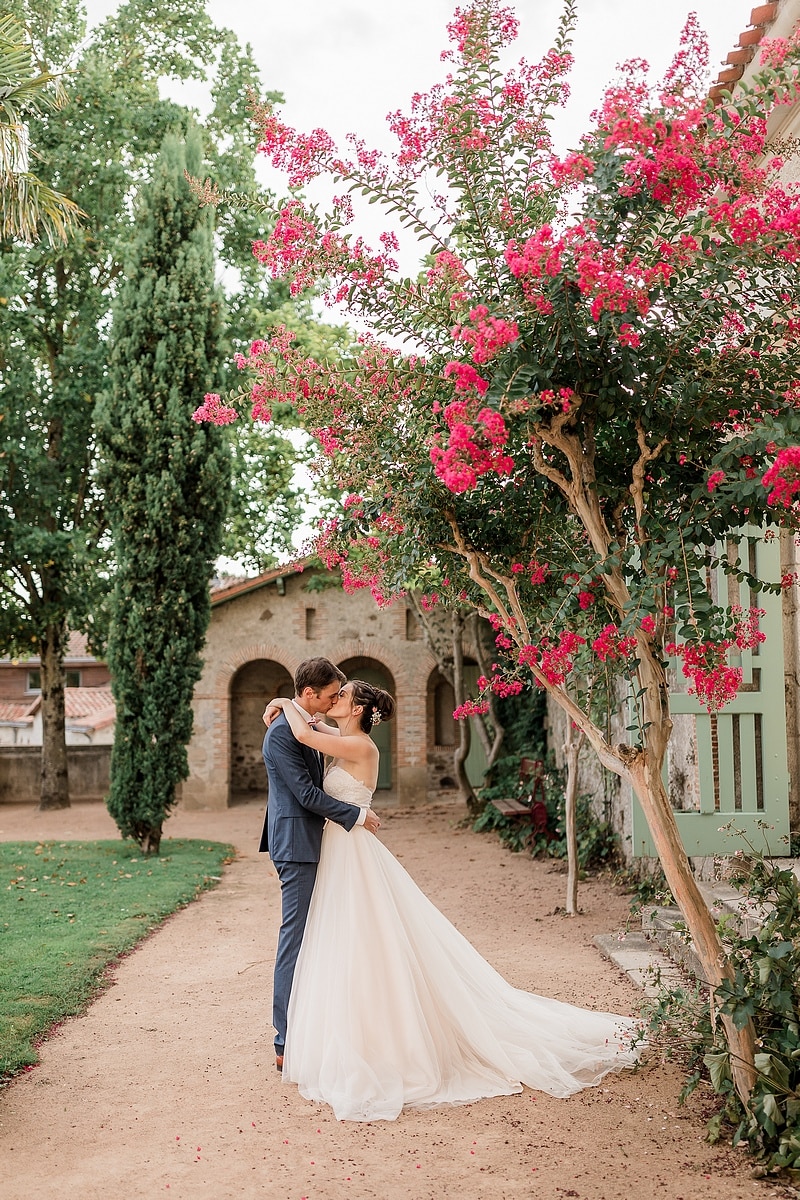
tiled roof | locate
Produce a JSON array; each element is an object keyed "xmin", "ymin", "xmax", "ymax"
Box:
[
  {"xmin": 210, "ymin": 558, "xmax": 312, "ymax": 606},
  {"xmin": 0, "ymin": 628, "xmax": 102, "ymax": 667},
  {"xmin": 0, "ymin": 700, "xmax": 37, "ymax": 724},
  {"xmin": 64, "ymin": 687, "xmax": 115, "ymax": 720},
  {"xmin": 4, "ymin": 687, "xmax": 117, "ymax": 731},
  {"xmin": 709, "ymin": 2, "xmax": 783, "ymax": 101}
]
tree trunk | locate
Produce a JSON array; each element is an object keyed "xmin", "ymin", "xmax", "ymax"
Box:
[
  {"xmin": 628, "ymin": 753, "xmax": 756, "ymax": 1104},
  {"xmin": 563, "ymin": 723, "xmax": 582, "ymax": 916},
  {"xmin": 451, "ymin": 611, "xmax": 477, "ymax": 807},
  {"xmin": 140, "ymin": 827, "xmax": 162, "ymax": 856},
  {"xmin": 39, "ymin": 616, "xmax": 70, "ymax": 810},
  {"xmin": 470, "ymin": 612, "xmax": 505, "ymax": 768}
]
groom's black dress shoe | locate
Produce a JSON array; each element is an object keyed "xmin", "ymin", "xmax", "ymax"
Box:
[{"xmin": 275, "ymin": 1052, "xmax": 284, "ymax": 1072}]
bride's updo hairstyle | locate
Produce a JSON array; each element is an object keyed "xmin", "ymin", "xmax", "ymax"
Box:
[{"xmin": 350, "ymin": 680, "xmax": 396, "ymax": 734}]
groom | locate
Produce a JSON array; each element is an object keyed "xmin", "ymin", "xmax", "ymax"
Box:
[{"xmin": 260, "ymin": 656, "xmax": 380, "ymax": 1072}]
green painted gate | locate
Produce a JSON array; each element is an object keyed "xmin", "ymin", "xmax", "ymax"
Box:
[{"xmin": 632, "ymin": 532, "xmax": 790, "ymax": 858}]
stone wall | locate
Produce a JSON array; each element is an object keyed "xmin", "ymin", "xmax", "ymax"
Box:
[
  {"xmin": 184, "ymin": 569, "xmax": 440, "ymax": 810},
  {"xmin": 0, "ymin": 746, "xmax": 110, "ymax": 804}
]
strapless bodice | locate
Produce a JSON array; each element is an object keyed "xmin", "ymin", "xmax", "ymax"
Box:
[{"xmin": 323, "ymin": 763, "xmax": 373, "ymax": 807}]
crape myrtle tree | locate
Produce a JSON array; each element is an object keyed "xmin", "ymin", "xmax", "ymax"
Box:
[
  {"xmin": 96, "ymin": 127, "xmax": 229, "ymax": 855},
  {"xmin": 198, "ymin": 1, "xmax": 800, "ymax": 1102}
]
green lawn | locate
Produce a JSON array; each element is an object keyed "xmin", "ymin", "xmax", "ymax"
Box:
[{"xmin": 0, "ymin": 837, "xmax": 234, "ymax": 1080}]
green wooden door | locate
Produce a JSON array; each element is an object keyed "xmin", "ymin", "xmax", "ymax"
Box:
[
  {"xmin": 632, "ymin": 532, "xmax": 790, "ymax": 858},
  {"xmin": 464, "ymin": 664, "xmax": 489, "ymax": 786}
]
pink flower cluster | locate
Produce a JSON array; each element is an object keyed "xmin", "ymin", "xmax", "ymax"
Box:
[
  {"xmin": 537, "ymin": 386, "xmax": 575, "ymax": 413},
  {"xmin": 592, "ymin": 624, "xmax": 637, "ymax": 663},
  {"xmin": 731, "ymin": 606, "xmax": 766, "ymax": 651},
  {"xmin": 453, "ymin": 698, "xmax": 491, "ymax": 720},
  {"xmin": 191, "ymin": 393, "xmax": 239, "ymax": 425},
  {"xmin": 528, "ymin": 559, "xmax": 549, "ymax": 586},
  {"xmin": 666, "ymin": 640, "xmax": 742, "ymax": 713},
  {"xmin": 443, "ymin": 362, "xmax": 489, "ymax": 397},
  {"xmin": 476, "ymin": 672, "xmax": 524, "ymax": 698},
  {"xmin": 762, "ymin": 446, "xmax": 800, "ymax": 508},
  {"xmin": 505, "ymin": 222, "xmax": 665, "ymax": 323},
  {"xmin": 430, "ymin": 399, "xmax": 514, "ymax": 494},
  {"xmin": 453, "ymin": 305, "xmax": 519, "ymax": 364},
  {"xmin": 252, "ymin": 199, "xmax": 396, "ymax": 302},
  {"xmin": 254, "ymin": 104, "xmax": 335, "ymax": 189},
  {"xmin": 518, "ymin": 631, "xmax": 586, "ymax": 686}
]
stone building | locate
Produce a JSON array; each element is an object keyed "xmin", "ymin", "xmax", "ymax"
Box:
[
  {"xmin": 0, "ymin": 633, "xmax": 114, "ymax": 803},
  {"xmin": 183, "ymin": 562, "xmax": 486, "ymax": 810},
  {"xmin": 0, "ymin": 565, "xmax": 488, "ymax": 808}
]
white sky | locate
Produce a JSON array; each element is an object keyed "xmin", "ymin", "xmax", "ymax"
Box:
[
  {"xmin": 81, "ymin": 0, "xmax": 753, "ymax": 565},
  {"xmin": 84, "ymin": 1, "xmax": 746, "ymax": 156}
]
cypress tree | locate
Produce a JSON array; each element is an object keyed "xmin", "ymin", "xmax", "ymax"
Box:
[{"xmin": 96, "ymin": 125, "xmax": 229, "ymax": 854}]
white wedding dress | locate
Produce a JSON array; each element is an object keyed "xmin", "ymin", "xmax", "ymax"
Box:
[{"xmin": 283, "ymin": 765, "xmax": 642, "ymax": 1122}]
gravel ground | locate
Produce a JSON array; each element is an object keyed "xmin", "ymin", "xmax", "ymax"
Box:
[{"xmin": 0, "ymin": 798, "xmax": 791, "ymax": 1200}]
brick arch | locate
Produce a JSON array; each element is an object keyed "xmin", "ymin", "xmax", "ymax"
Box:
[
  {"xmin": 213, "ymin": 642, "xmax": 300, "ymax": 698},
  {"xmin": 328, "ymin": 638, "xmax": 437, "ymax": 693}
]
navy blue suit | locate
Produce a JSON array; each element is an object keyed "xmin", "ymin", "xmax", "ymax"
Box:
[{"xmin": 260, "ymin": 712, "xmax": 361, "ymax": 1054}]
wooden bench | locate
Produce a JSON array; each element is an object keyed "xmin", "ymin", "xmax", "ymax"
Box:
[{"xmin": 490, "ymin": 757, "xmax": 549, "ymax": 837}]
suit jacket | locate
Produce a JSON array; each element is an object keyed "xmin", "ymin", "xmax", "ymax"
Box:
[{"xmin": 259, "ymin": 712, "xmax": 361, "ymax": 860}]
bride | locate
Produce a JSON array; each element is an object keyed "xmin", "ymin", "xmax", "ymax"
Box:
[{"xmin": 267, "ymin": 680, "xmax": 643, "ymax": 1123}]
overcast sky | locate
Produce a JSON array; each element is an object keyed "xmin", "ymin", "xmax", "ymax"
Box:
[
  {"xmin": 79, "ymin": 1, "xmax": 756, "ymax": 561},
  {"xmin": 83, "ymin": 0, "xmax": 747, "ymax": 155}
]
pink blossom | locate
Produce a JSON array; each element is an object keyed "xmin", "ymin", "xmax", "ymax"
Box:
[
  {"xmin": 618, "ymin": 323, "xmax": 641, "ymax": 348},
  {"xmin": 592, "ymin": 624, "xmax": 637, "ymax": 663},
  {"xmin": 731, "ymin": 606, "xmax": 766, "ymax": 651},
  {"xmin": 191, "ymin": 393, "xmax": 239, "ymax": 425},
  {"xmin": 707, "ymin": 469, "xmax": 725, "ymax": 493},
  {"xmin": 666, "ymin": 640, "xmax": 742, "ymax": 712},
  {"xmin": 453, "ymin": 698, "xmax": 491, "ymax": 720},
  {"xmin": 529, "ymin": 560, "xmax": 549, "ymax": 586},
  {"xmin": 453, "ymin": 305, "xmax": 519, "ymax": 364},
  {"xmin": 762, "ymin": 446, "xmax": 800, "ymax": 508}
]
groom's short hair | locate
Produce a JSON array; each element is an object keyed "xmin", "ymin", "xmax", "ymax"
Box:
[{"xmin": 295, "ymin": 657, "xmax": 346, "ymax": 695}]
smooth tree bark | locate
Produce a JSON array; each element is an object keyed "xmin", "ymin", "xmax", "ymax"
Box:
[
  {"xmin": 562, "ymin": 721, "xmax": 582, "ymax": 917},
  {"xmin": 451, "ymin": 610, "xmax": 475, "ymax": 805}
]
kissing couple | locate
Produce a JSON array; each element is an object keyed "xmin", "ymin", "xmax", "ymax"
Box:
[{"xmin": 260, "ymin": 655, "xmax": 642, "ymax": 1122}]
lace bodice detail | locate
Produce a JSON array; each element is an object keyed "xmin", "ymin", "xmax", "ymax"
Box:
[{"xmin": 324, "ymin": 763, "xmax": 373, "ymax": 808}]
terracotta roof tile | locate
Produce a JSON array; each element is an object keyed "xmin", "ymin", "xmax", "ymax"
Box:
[
  {"xmin": 710, "ymin": 1, "xmax": 783, "ymax": 100},
  {"xmin": 64, "ymin": 687, "xmax": 115, "ymax": 720},
  {"xmin": 210, "ymin": 558, "xmax": 313, "ymax": 606},
  {"xmin": 0, "ymin": 700, "xmax": 37, "ymax": 723}
]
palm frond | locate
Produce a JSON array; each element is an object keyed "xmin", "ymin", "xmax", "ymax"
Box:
[{"xmin": 0, "ymin": 171, "xmax": 83, "ymax": 245}]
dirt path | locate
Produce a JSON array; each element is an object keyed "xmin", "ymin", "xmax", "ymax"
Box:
[{"xmin": 0, "ymin": 799, "xmax": 786, "ymax": 1200}]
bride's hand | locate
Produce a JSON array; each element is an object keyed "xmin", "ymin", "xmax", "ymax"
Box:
[{"xmin": 262, "ymin": 697, "xmax": 289, "ymax": 727}]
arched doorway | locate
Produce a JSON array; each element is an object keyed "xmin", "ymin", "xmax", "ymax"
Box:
[
  {"xmin": 229, "ymin": 659, "xmax": 293, "ymax": 803},
  {"xmin": 427, "ymin": 664, "xmax": 488, "ymax": 790},
  {"xmin": 337, "ymin": 657, "xmax": 395, "ymax": 790}
]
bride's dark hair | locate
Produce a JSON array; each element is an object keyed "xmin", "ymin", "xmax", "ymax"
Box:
[{"xmin": 350, "ymin": 679, "xmax": 396, "ymax": 733}]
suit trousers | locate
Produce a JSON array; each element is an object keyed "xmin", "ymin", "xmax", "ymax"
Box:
[{"xmin": 272, "ymin": 859, "xmax": 318, "ymax": 1053}]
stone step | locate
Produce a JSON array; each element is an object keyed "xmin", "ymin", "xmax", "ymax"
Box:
[
  {"xmin": 640, "ymin": 905, "xmax": 703, "ymax": 981},
  {"xmin": 593, "ymin": 931, "xmax": 686, "ymax": 997},
  {"xmin": 598, "ymin": 861, "xmax": 800, "ymax": 995}
]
